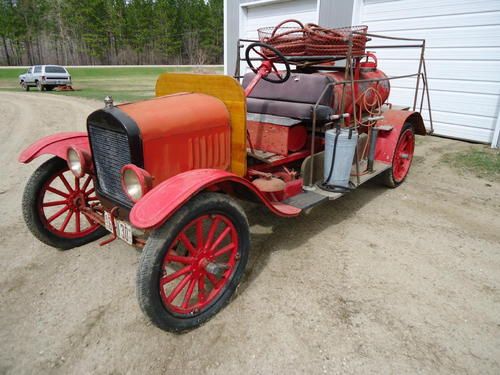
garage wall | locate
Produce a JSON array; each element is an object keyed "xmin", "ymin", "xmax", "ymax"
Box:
[
  {"xmin": 224, "ymin": 0, "xmax": 500, "ymax": 146},
  {"xmin": 358, "ymin": 0, "xmax": 500, "ymax": 145},
  {"xmin": 233, "ymin": 0, "xmax": 319, "ymax": 77},
  {"xmin": 240, "ymin": 0, "xmax": 318, "ymax": 41}
]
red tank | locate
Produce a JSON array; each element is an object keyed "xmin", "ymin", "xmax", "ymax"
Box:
[{"xmin": 322, "ymin": 54, "xmax": 390, "ymax": 119}]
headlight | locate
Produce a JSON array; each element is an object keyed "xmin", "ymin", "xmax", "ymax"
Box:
[
  {"xmin": 121, "ymin": 164, "xmax": 152, "ymax": 202},
  {"xmin": 66, "ymin": 146, "xmax": 91, "ymax": 178}
]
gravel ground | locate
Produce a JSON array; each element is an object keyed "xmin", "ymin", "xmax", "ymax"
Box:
[{"xmin": 0, "ymin": 91, "xmax": 499, "ymax": 375}]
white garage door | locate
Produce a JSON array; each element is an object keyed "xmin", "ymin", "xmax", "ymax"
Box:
[
  {"xmin": 360, "ymin": 0, "xmax": 500, "ymax": 145},
  {"xmin": 241, "ymin": 0, "xmax": 318, "ymax": 40},
  {"xmin": 239, "ymin": 0, "xmax": 318, "ymax": 75}
]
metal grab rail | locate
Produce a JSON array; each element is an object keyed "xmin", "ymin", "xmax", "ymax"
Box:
[{"xmin": 235, "ymin": 30, "xmax": 434, "ymax": 188}]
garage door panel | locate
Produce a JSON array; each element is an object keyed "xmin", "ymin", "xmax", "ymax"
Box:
[
  {"xmin": 419, "ymin": 110, "xmax": 497, "ymax": 132},
  {"xmin": 429, "ymin": 122, "xmax": 493, "ymax": 143},
  {"xmin": 389, "ymin": 88, "xmax": 499, "ymax": 119},
  {"xmin": 363, "ymin": 0, "xmax": 500, "ymax": 22},
  {"xmin": 365, "ymin": 25, "xmax": 500, "ymax": 48},
  {"xmin": 368, "ymin": 47, "xmax": 500, "ymax": 61},
  {"xmin": 246, "ymin": 0, "xmax": 317, "ymax": 19},
  {"xmin": 240, "ymin": 0, "xmax": 318, "ymax": 76},
  {"xmin": 245, "ymin": 13, "xmax": 316, "ymax": 39},
  {"xmin": 378, "ymin": 60, "xmax": 500, "ymax": 82},
  {"xmin": 391, "ymin": 78, "xmax": 500, "ymax": 96},
  {"xmin": 244, "ymin": 0, "xmax": 317, "ymax": 39},
  {"xmin": 366, "ymin": 11, "xmax": 500, "ymax": 33}
]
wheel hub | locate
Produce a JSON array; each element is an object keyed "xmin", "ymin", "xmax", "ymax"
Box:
[
  {"xmin": 68, "ymin": 191, "xmax": 86, "ymax": 210},
  {"xmin": 158, "ymin": 214, "xmax": 240, "ymax": 315}
]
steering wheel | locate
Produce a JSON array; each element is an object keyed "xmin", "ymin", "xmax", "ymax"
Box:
[{"xmin": 245, "ymin": 42, "xmax": 291, "ymax": 83}]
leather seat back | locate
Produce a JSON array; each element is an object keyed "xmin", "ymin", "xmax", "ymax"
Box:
[
  {"xmin": 242, "ymin": 72, "xmax": 334, "ymax": 105},
  {"xmin": 242, "ymin": 72, "xmax": 334, "ymax": 121}
]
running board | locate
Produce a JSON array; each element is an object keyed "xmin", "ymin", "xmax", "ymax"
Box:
[
  {"xmin": 282, "ymin": 190, "xmax": 329, "ymax": 210},
  {"xmin": 284, "ymin": 161, "xmax": 392, "ymax": 210}
]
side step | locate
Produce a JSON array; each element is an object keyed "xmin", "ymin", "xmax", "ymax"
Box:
[{"xmin": 282, "ymin": 190, "xmax": 329, "ymax": 210}]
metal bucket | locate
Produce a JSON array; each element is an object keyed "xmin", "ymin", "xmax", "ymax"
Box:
[{"xmin": 324, "ymin": 128, "xmax": 358, "ymax": 188}]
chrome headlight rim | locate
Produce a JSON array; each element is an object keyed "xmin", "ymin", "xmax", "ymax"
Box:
[
  {"xmin": 120, "ymin": 164, "xmax": 152, "ymax": 203},
  {"xmin": 66, "ymin": 146, "xmax": 89, "ymax": 178}
]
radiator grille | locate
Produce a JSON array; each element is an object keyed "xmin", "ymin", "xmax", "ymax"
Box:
[{"xmin": 88, "ymin": 125, "xmax": 132, "ymax": 207}]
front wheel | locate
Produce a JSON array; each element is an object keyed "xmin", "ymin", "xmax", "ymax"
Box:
[
  {"xmin": 137, "ymin": 192, "xmax": 250, "ymax": 332},
  {"xmin": 22, "ymin": 157, "xmax": 107, "ymax": 250},
  {"xmin": 382, "ymin": 123, "xmax": 415, "ymax": 188},
  {"xmin": 36, "ymin": 81, "xmax": 44, "ymax": 91}
]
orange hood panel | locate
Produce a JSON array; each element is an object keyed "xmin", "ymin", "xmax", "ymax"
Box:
[{"xmin": 118, "ymin": 93, "xmax": 231, "ymax": 184}]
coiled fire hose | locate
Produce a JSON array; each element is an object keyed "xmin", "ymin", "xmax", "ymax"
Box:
[{"xmin": 259, "ymin": 19, "xmax": 368, "ymax": 57}]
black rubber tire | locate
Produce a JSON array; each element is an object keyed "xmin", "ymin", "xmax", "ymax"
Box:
[
  {"xmin": 137, "ymin": 192, "xmax": 250, "ymax": 332},
  {"xmin": 45, "ymin": 86, "xmax": 54, "ymax": 91},
  {"xmin": 382, "ymin": 123, "xmax": 415, "ymax": 188},
  {"xmin": 21, "ymin": 81, "xmax": 29, "ymax": 91},
  {"xmin": 22, "ymin": 157, "xmax": 107, "ymax": 250},
  {"xmin": 36, "ymin": 81, "xmax": 44, "ymax": 91}
]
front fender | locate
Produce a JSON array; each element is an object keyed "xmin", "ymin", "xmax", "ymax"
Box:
[
  {"xmin": 130, "ymin": 169, "xmax": 301, "ymax": 230},
  {"xmin": 19, "ymin": 132, "xmax": 89, "ymax": 164}
]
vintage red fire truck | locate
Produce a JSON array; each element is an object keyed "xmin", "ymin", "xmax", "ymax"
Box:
[{"xmin": 19, "ymin": 22, "xmax": 431, "ymax": 332}]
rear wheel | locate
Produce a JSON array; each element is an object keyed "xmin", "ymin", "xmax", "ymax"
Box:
[
  {"xmin": 22, "ymin": 157, "xmax": 107, "ymax": 250},
  {"xmin": 382, "ymin": 123, "xmax": 415, "ymax": 188},
  {"xmin": 137, "ymin": 193, "xmax": 250, "ymax": 332},
  {"xmin": 45, "ymin": 86, "xmax": 54, "ymax": 91}
]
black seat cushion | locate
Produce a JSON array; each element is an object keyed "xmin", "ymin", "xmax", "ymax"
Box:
[
  {"xmin": 246, "ymin": 98, "xmax": 333, "ymax": 122},
  {"xmin": 243, "ymin": 72, "xmax": 334, "ymax": 121}
]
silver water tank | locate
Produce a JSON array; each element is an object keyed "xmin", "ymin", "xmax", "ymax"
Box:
[{"xmin": 324, "ymin": 128, "xmax": 358, "ymax": 188}]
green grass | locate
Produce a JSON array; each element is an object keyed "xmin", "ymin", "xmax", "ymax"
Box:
[
  {"xmin": 442, "ymin": 146, "xmax": 500, "ymax": 181},
  {"xmin": 0, "ymin": 66, "xmax": 223, "ymax": 102}
]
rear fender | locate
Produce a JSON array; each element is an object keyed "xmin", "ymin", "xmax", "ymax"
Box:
[
  {"xmin": 130, "ymin": 169, "xmax": 301, "ymax": 230},
  {"xmin": 19, "ymin": 132, "xmax": 89, "ymax": 164},
  {"xmin": 375, "ymin": 110, "xmax": 425, "ymax": 164}
]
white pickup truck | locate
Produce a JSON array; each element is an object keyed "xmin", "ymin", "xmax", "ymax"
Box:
[{"xmin": 19, "ymin": 65, "xmax": 72, "ymax": 91}]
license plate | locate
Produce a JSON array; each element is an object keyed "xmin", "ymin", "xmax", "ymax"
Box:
[{"xmin": 104, "ymin": 211, "xmax": 133, "ymax": 245}]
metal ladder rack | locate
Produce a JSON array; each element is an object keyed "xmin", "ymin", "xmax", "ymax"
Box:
[{"xmin": 235, "ymin": 30, "xmax": 434, "ymax": 189}]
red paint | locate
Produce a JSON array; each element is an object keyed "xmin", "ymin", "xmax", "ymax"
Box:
[
  {"xmin": 244, "ymin": 60, "xmax": 273, "ymax": 97},
  {"xmin": 37, "ymin": 167, "xmax": 100, "ymax": 238},
  {"xmin": 19, "ymin": 132, "xmax": 89, "ymax": 163},
  {"xmin": 67, "ymin": 146, "xmax": 92, "ymax": 177},
  {"xmin": 130, "ymin": 169, "xmax": 301, "ymax": 229},
  {"xmin": 248, "ymin": 150, "xmax": 311, "ymax": 172},
  {"xmin": 284, "ymin": 178, "xmax": 303, "ymax": 199},
  {"xmin": 374, "ymin": 110, "xmax": 425, "ymax": 164},
  {"xmin": 392, "ymin": 128, "xmax": 415, "ymax": 182},
  {"xmin": 268, "ymin": 178, "xmax": 303, "ymax": 201},
  {"xmin": 247, "ymin": 121, "xmax": 307, "ymax": 156},
  {"xmin": 120, "ymin": 164, "xmax": 153, "ymax": 202},
  {"xmin": 322, "ymin": 67, "xmax": 390, "ymax": 118},
  {"xmin": 159, "ymin": 214, "xmax": 239, "ymax": 315},
  {"xmin": 359, "ymin": 53, "xmax": 378, "ymax": 69},
  {"xmin": 288, "ymin": 125, "xmax": 308, "ymax": 152},
  {"xmin": 118, "ymin": 93, "xmax": 231, "ymax": 187}
]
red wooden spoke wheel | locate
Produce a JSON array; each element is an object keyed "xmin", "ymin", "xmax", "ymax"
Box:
[
  {"xmin": 392, "ymin": 127, "xmax": 415, "ymax": 183},
  {"xmin": 137, "ymin": 193, "xmax": 250, "ymax": 332},
  {"xmin": 382, "ymin": 123, "xmax": 415, "ymax": 188},
  {"xmin": 22, "ymin": 157, "xmax": 107, "ymax": 250},
  {"xmin": 159, "ymin": 214, "xmax": 239, "ymax": 315},
  {"xmin": 38, "ymin": 168, "xmax": 100, "ymax": 239}
]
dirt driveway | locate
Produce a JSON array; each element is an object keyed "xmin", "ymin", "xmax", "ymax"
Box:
[{"xmin": 0, "ymin": 91, "xmax": 499, "ymax": 375}]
